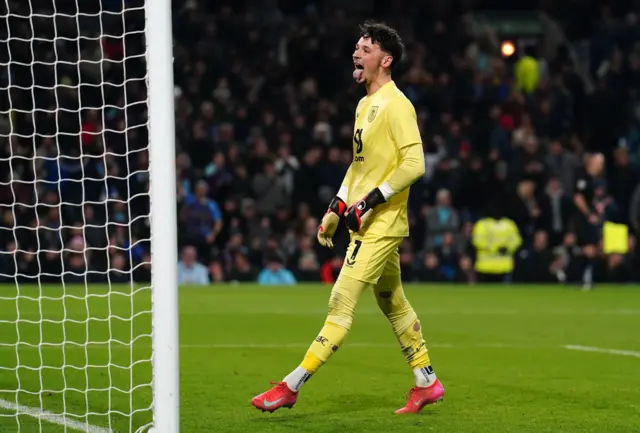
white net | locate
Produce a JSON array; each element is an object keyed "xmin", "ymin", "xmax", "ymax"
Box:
[{"xmin": 0, "ymin": 0, "xmax": 154, "ymax": 431}]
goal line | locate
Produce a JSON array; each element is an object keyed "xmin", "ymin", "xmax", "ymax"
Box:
[{"xmin": 0, "ymin": 398, "xmax": 112, "ymax": 433}]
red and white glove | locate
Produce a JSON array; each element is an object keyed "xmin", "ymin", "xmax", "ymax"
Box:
[{"xmin": 344, "ymin": 188, "xmax": 386, "ymax": 233}]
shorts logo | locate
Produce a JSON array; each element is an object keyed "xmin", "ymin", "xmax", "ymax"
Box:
[
  {"xmin": 315, "ymin": 336, "xmax": 328, "ymax": 346},
  {"xmin": 345, "ymin": 239, "xmax": 363, "ymax": 267},
  {"xmin": 368, "ymin": 106, "xmax": 379, "ymax": 122}
]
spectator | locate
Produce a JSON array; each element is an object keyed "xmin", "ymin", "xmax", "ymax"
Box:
[
  {"xmin": 252, "ymin": 159, "xmax": 290, "ymax": 217},
  {"xmin": 543, "ymin": 178, "xmax": 572, "ymax": 246},
  {"xmin": 227, "ymin": 253, "xmax": 258, "ymax": 283},
  {"xmin": 290, "ymin": 236, "xmax": 320, "ymax": 282},
  {"xmin": 425, "ymin": 189, "xmax": 460, "ymax": 250},
  {"xmin": 177, "ymin": 246, "xmax": 209, "ymax": 286},
  {"xmin": 511, "ymin": 180, "xmax": 548, "ymax": 244},
  {"xmin": 546, "ymin": 140, "xmax": 578, "ymax": 194},
  {"xmin": 609, "ymin": 147, "xmax": 638, "ymax": 224},
  {"xmin": 208, "ymin": 261, "xmax": 225, "ymax": 283},
  {"xmin": 257, "ymin": 253, "xmax": 297, "ymax": 286},
  {"xmin": 514, "ymin": 231, "xmax": 558, "ymax": 283},
  {"xmin": 414, "ymin": 252, "xmax": 445, "ymax": 282},
  {"xmin": 109, "ymin": 253, "xmax": 130, "ymax": 284},
  {"xmin": 179, "ymin": 180, "xmax": 223, "ymax": 261}
]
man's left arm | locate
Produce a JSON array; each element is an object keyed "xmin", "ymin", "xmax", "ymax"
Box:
[
  {"xmin": 208, "ymin": 200, "xmax": 223, "ymax": 240},
  {"xmin": 380, "ymin": 99, "xmax": 425, "ymax": 198}
]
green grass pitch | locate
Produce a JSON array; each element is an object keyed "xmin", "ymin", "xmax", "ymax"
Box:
[{"xmin": 0, "ymin": 284, "xmax": 639, "ymax": 432}]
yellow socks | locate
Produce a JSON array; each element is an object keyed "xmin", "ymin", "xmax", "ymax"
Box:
[
  {"xmin": 396, "ymin": 319, "xmax": 437, "ymax": 387},
  {"xmin": 373, "ymin": 273, "xmax": 437, "ymax": 387},
  {"xmin": 396, "ymin": 319, "xmax": 431, "ymax": 369},
  {"xmin": 301, "ymin": 321, "xmax": 348, "ymax": 373},
  {"xmin": 283, "ymin": 321, "xmax": 349, "ymax": 391}
]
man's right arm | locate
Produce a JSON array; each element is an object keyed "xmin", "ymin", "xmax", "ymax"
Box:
[
  {"xmin": 336, "ymin": 164, "xmax": 353, "ymax": 203},
  {"xmin": 317, "ymin": 165, "xmax": 352, "ymax": 247},
  {"xmin": 573, "ymin": 176, "xmax": 592, "ymax": 217}
]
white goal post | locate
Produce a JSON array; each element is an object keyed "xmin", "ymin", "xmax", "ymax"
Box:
[
  {"xmin": 147, "ymin": 0, "xmax": 180, "ymax": 431},
  {"xmin": 0, "ymin": 0, "xmax": 179, "ymax": 431}
]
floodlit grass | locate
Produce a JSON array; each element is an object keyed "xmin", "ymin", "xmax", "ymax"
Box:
[{"xmin": 1, "ymin": 284, "xmax": 639, "ymax": 432}]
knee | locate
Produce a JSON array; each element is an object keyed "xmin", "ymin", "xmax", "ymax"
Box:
[
  {"xmin": 583, "ymin": 245, "xmax": 597, "ymax": 258},
  {"xmin": 375, "ymin": 289, "xmax": 411, "ymax": 319},
  {"xmin": 327, "ymin": 290, "xmax": 354, "ymax": 317},
  {"xmin": 326, "ymin": 275, "xmax": 360, "ymax": 329}
]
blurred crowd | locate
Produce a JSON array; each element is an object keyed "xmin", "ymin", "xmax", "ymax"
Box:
[{"xmin": 2, "ymin": 0, "xmax": 640, "ymax": 286}]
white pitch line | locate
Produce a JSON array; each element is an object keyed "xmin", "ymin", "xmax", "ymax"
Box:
[
  {"xmin": 564, "ymin": 345, "xmax": 640, "ymax": 358},
  {"xmin": 0, "ymin": 398, "xmax": 112, "ymax": 433},
  {"xmin": 179, "ymin": 342, "xmax": 526, "ymax": 349},
  {"xmin": 0, "ymin": 342, "xmax": 541, "ymax": 350}
]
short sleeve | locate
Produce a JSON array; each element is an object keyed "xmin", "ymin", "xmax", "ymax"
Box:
[
  {"xmin": 387, "ymin": 98, "xmax": 422, "ymax": 150},
  {"xmin": 574, "ymin": 176, "xmax": 588, "ymax": 194},
  {"xmin": 208, "ymin": 200, "xmax": 222, "ymax": 221}
]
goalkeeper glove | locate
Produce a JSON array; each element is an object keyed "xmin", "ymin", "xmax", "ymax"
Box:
[
  {"xmin": 317, "ymin": 196, "xmax": 347, "ymax": 248},
  {"xmin": 345, "ymin": 188, "xmax": 386, "ymax": 233}
]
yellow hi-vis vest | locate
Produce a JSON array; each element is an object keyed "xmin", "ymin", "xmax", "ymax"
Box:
[
  {"xmin": 472, "ymin": 218, "xmax": 522, "ymax": 274},
  {"xmin": 515, "ymin": 56, "xmax": 539, "ymax": 94}
]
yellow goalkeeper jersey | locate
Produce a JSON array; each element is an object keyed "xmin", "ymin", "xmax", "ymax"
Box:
[{"xmin": 343, "ymin": 81, "xmax": 423, "ymax": 238}]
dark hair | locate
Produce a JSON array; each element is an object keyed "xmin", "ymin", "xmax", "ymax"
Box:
[{"xmin": 359, "ymin": 21, "xmax": 405, "ymax": 70}]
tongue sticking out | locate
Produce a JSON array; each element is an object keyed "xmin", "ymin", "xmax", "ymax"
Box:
[{"xmin": 353, "ymin": 68, "xmax": 364, "ymax": 82}]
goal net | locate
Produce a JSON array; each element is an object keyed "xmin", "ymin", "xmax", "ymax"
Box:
[{"xmin": 0, "ymin": 0, "xmax": 178, "ymax": 432}]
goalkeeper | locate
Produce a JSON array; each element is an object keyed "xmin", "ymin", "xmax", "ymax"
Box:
[{"xmin": 251, "ymin": 21, "xmax": 444, "ymax": 414}]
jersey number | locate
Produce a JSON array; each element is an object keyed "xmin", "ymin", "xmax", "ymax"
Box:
[
  {"xmin": 346, "ymin": 240, "xmax": 363, "ymax": 266},
  {"xmin": 353, "ymin": 128, "xmax": 363, "ymax": 154}
]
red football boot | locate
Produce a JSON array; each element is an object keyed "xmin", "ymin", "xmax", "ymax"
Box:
[
  {"xmin": 251, "ymin": 382, "xmax": 298, "ymax": 413},
  {"xmin": 395, "ymin": 379, "xmax": 445, "ymax": 414}
]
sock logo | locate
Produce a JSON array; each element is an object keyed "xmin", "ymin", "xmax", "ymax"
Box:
[
  {"xmin": 422, "ymin": 365, "xmax": 435, "ymax": 376},
  {"xmin": 331, "ymin": 344, "xmax": 339, "ymax": 352},
  {"xmin": 402, "ymin": 342, "xmax": 426, "ymax": 361},
  {"xmin": 294, "ymin": 373, "xmax": 311, "ymax": 390},
  {"xmin": 315, "ymin": 336, "xmax": 328, "ymax": 346}
]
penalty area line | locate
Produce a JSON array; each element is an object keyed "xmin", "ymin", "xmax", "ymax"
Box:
[
  {"xmin": 564, "ymin": 345, "xmax": 640, "ymax": 359},
  {"xmin": 0, "ymin": 398, "xmax": 113, "ymax": 433}
]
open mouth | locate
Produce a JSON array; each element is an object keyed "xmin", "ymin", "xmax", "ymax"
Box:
[{"xmin": 354, "ymin": 64, "xmax": 364, "ymax": 70}]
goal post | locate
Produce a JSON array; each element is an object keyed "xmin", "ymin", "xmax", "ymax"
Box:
[
  {"xmin": 146, "ymin": 0, "xmax": 180, "ymax": 431},
  {"xmin": 0, "ymin": 0, "xmax": 179, "ymax": 431}
]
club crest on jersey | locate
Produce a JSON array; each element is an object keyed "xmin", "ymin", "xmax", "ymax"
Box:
[{"xmin": 368, "ymin": 106, "xmax": 379, "ymax": 122}]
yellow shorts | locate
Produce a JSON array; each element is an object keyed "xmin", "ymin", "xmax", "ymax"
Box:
[{"xmin": 339, "ymin": 233, "xmax": 403, "ymax": 284}]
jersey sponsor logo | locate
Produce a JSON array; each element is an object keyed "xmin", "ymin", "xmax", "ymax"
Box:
[
  {"xmin": 368, "ymin": 106, "xmax": 379, "ymax": 122},
  {"xmin": 353, "ymin": 128, "xmax": 363, "ymax": 154},
  {"xmin": 353, "ymin": 128, "xmax": 364, "ymax": 162}
]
